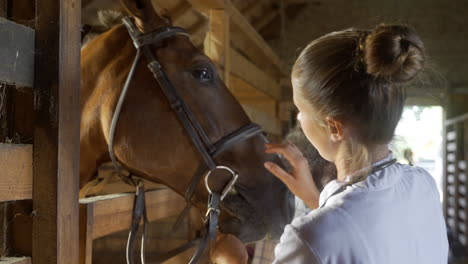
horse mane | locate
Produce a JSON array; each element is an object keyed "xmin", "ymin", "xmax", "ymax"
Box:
[
  {"xmin": 82, "ymin": 10, "xmax": 125, "ymax": 48},
  {"xmin": 82, "ymin": 9, "xmax": 172, "ymax": 48}
]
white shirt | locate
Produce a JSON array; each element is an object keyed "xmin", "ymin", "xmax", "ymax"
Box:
[{"xmin": 273, "ymin": 154, "xmax": 448, "ymax": 264}]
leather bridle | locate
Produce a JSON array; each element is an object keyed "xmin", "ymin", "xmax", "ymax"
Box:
[{"xmin": 107, "ymin": 17, "xmax": 264, "ymax": 264}]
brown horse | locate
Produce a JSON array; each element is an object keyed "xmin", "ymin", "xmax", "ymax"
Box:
[{"xmin": 80, "ymin": 0, "xmax": 294, "ymax": 244}]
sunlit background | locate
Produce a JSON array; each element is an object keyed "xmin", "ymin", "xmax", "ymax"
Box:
[{"xmin": 392, "ymin": 106, "xmax": 444, "ymax": 200}]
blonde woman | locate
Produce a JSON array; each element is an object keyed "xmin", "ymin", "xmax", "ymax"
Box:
[{"xmin": 265, "ymin": 25, "xmax": 448, "ymax": 263}]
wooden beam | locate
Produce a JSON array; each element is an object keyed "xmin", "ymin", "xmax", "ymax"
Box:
[
  {"xmin": 230, "ymin": 75, "xmax": 272, "ymax": 99},
  {"xmin": 240, "ymin": 99, "xmax": 276, "ymax": 117},
  {"xmin": 171, "ymin": 1, "xmax": 192, "ymax": 25},
  {"xmin": 204, "ymin": 9, "xmax": 230, "ymax": 83},
  {"xmin": 0, "ymin": 257, "xmax": 31, "ymax": 264},
  {"xmin": 0, "ymin": 144, "xmax": 32, "ymax": 202},
  {"xmin": 0, "ymin": 17, "xmax": 35, "ymax": 88},
  {"xmin": 189, "ymin": 0, "xmax": 289, "ymax": 77},
  {"xmin": 241, "ymin": 104, "xmax": 281, "ymax": 135},
  {"xmin": 253, "ymin": 8, "xmax": 279, "ymax": 31},
  {"xmin": 230, "ymin": 48, "xmax": 281, "ymax": 100},
  {"xmin": 80, "ymin": 189, "xmax": 185, "ymax": 239},
  {"xmin": 187, "ymin": 0, "xmax": 225, "ymax": 10},
  {"xmin": 189, "ymin": 18, "xmax": 207, "ymax": 39},
  {"xmin": 225, "ymin": 1, "xmax": 289, "ymax": 77},
  {"xmin": 32, "ymin": 0, "xmax": 81, "ymax": 263},
  {"xmin": 240, "ymin": 1, "xmax": 264, "ymax": 21}
]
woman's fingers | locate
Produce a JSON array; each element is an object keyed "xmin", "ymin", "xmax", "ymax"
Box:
[{"xmin": 264, "ymin": 161, "xmax": 295, "ymax": 186}]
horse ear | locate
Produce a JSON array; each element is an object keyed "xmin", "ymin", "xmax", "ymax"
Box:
[{"xmin": 120, "ymin": 0, "xmax": 165, "ymax": 33}]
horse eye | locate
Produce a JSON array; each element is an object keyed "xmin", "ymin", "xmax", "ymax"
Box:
[{"xmin": 191, "ymin": 68, "xmax": 212, "ymax": 81}]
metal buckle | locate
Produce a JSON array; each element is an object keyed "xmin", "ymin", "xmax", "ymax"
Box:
[{"xmin": 204, "ymin": 166, "xmax": 238, "ymax": 201}]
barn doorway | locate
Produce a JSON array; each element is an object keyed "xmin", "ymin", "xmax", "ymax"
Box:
[{"xmin": 392, "ymin": 105, "xmax": 444, "ymax": 200}]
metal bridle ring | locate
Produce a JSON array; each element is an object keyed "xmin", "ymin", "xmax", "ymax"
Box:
[{"xmin": 204, "ymin": 166, "xmax": 239, "ymax": 201}]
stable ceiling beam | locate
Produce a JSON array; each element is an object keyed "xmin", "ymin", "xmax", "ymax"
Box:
[{"xmin": 189, "ymin": 0, "xmax": 289, "ymax": 77}]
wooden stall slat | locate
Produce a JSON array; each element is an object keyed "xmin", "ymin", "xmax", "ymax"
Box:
[
  {"xmin": 0, "ymin": 144, "xmax": 32, "ymax": 201},
  {"xmin": 32, "ymin": 0, "xmax": 81, "ymax": 263},
  {"xmin": 189, "ymin": 0, "xmax": 289, "ymax": 77},
  {"xmin": 230, "ymin": 48, "xmax": 281, "ymax": 100},
  {"xmin": 0, "ymin": 257, "xmax": 31, "ymax": 264},
  {"xmin": 79, "ymin": 189, "xmax": 186, "ymax": 239},
  {"xmin": 224, "ymin": 0, "xmax": 289, "ymax": 77},
  {"xmin": 241, "ymin": 104, "xmax": 281, "ymax": 136},
  {"xmin": 204, "ymin": 8, "xmax": 230, "ymax": 84},
  {"xmin": 229, "ymin": 74, "xmax": 274, "ymax": 101},
  {"xmin": 0, "ymin": 17, "xmax": 35, "ymax": 88}
]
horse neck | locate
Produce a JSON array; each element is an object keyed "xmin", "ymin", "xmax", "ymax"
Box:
[
  {"xmin": 81, "ymin": 24, "xmax": 130, "ymax": 107},
  {"xmin": 80, "ymin": 24, "xmax": 133, "ymax": 187}
]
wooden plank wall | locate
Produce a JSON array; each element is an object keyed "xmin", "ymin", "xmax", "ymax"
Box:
[
  {"xmin": 0, "ymin": 17, "xmax": 35, "ymax": 88},
  {"xmin": 0, "ymin": 144, "xmax": 32, "ymax": 202}
]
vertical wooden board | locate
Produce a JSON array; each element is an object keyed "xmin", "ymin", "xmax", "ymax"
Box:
[
  {"xmin": 0, "ymin": 144, "xmax": 32, "ymax": 201},
  {"xmin": 79, "ymin": 204, "xmax": 93, "ymax": 264},
  {"xmin": 32, "ymin": 0, "xmax": 81, "ymax": 263},
  {"xmin": 204, "ymin": 9, "xmax": 230, "ymax": 84}
]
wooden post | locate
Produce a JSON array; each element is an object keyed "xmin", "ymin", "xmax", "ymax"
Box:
[
  {"xmin": 79, "ymin": 204, "xmax": 94, "ymax": 264},
  {"xmin": 32, "ymin": 0, "xmax": 81, "ymax": 263},
  {"xmin": 204, "ymin": 9, "xmax": 230, "ymax": 86}
]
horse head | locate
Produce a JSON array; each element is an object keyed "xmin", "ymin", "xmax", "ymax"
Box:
[{"xmin": 80, "ymin": 0, "xmax": 294, "ymax": 242}]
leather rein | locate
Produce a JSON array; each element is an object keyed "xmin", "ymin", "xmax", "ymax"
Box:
[{"xmin": 107, "ymin": 17, "xmax": 264, "ymax": 264}]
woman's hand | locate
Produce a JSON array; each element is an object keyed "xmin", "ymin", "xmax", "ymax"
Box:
[{"xmin": 264, "ymin": 141, "xmax": 320, "ymax": 209}]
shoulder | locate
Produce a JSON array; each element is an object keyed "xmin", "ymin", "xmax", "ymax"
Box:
[
  {"xmin": 291, "ymin": 205, "xmax": 353, "ymax": 242},
  {"xmin": 279, "ymin": 206, "xmax": 370, "ymax": 263},
  {"xmin": 393, "ymin": 163, "xmax": 440, "ymax": 196},
  {"xmin": 291, "ymin": 205, "xmax": 357, "ymax": 251}
]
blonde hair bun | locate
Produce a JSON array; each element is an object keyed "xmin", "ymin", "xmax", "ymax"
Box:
[{"xmin": 364, "ymin": 24, "xmax": 425, "ymax": 82}]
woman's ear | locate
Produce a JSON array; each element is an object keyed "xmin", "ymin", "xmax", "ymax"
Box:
[
  {"xmin": 325, "ymin": 116, "xmax": 344, "ymax": 143},
  {"xmin": 120, "ymin": 0, "xmax": 165, "ymax": 33}
]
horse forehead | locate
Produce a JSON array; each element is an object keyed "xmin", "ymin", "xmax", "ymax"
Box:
[{"xmin": 158, "ymin": 36, "xmax": 202, "ymax": 61}]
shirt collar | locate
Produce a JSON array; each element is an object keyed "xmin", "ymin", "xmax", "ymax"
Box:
[{"xmin": 318, "ymin": 152, "xmax": 395, "ymax": 207}]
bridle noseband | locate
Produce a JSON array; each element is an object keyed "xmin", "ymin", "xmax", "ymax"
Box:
[{"xmin": 107, "ymin": 17, "xmax": 264, "ymax": 264}]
